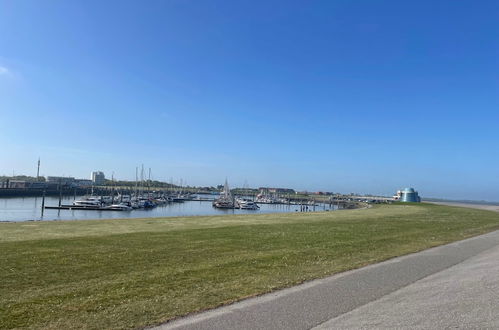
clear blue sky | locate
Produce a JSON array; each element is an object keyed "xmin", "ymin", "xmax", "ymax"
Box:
[{"xmin": 1, "ymin": 0, "xmax": 498, "ymax": 200}]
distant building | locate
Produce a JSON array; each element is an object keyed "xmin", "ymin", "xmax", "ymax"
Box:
[
  {"xmin": 73, "ymin": 179, "xmax": 93, "ymax": 187},
  {"xmin": 4, "ymin": 180, "xmax": 50, "ymax": 189},
  {"xmin": 91, "ymin": 171, "xmax": 105, "ymax": 185},
  {"xmin": 393, "ymin": 190, "xmax": 402, "ymax": 200},
  {"xmin": 8, "ymin": 180, "xmax": 28, "ymax": 189},
  {"xmin": 396, "ymin": 187, "xmax": 421, "ymax": 202},
  {"xmin": 46, "ymin": 176, "xmax": 75, "ymax": 186},
  {"xmin": 258, "ymin": 187, "xmax": 296, "ymax": 195},
  {"xmin": 29, "ymin": 182, "xmax": 49, "ymax": 189}
]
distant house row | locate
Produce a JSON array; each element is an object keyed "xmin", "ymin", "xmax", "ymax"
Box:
[
  {"xmin": 0, "ymin": 171, "xmax": 106, "ymax": 189},
  {"xmin": 258, "ymin": 187, "xmax": 296, "ymax": 195}
]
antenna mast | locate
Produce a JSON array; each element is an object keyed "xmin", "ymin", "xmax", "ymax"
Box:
[{"xmin": 36, "ymin": 157, "xmax": 41, "ymax": 180}]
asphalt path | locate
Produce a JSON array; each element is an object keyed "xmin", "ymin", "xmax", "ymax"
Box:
[
  {"xmin": 314, "ymin": 242, "xmax": 499, "ymax": 329},
  {"xmin": 154, "ymin": 203, "xmax": 499, "ymax": 330}
]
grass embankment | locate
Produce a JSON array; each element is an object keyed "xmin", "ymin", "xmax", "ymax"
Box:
[{"xmin": 1, "ymin": 203, "xmax": 498, "ymax": 329}]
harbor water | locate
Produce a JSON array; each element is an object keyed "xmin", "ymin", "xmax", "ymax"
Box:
[{"xmin": 0, "ymin": 195, "xmax": 337, "ymax": 222}]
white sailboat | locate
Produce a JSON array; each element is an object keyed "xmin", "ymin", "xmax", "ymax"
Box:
[{"xmin": 212, "ymin": 179, "xmax": 235, "ymax": 209}]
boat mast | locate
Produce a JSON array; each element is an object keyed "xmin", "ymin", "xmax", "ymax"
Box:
[
  {"xmin": 135, "ymin": 167, "xmax": 138, "ymax": 197},
  {"xmin": 140, "ymin": 164, "xmax": 144, "ymax": 196},
  {"xmin": 223, "ymin": 179, "xmax": 231, "ymax": 199},
  {"xmin": 148, "ymin": 168, "xmax": 151, "ymax": 194}
]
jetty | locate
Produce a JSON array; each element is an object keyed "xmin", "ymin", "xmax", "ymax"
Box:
[{"xmin": 44, "ymin": 205, "xmax": 129, "ymax": 211}]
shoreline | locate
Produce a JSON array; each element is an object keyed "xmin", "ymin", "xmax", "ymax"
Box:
[{"xmin": 0, "ymin": 207, "xmax": 346, "ymax": 224}]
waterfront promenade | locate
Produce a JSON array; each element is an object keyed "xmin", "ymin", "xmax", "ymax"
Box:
[{"xmin": 156, "ymin": 203, "xmax": 499, "ymax": 330}]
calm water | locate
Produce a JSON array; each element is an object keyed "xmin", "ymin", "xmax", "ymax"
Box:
[{"xmin": 0, "ymin": 195, "xmax": 336, "ymax": 222}]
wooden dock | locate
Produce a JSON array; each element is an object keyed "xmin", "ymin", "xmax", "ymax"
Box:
[{"xmin": 44, "ymin": 205, "xmax": 127, "ymax": 211}]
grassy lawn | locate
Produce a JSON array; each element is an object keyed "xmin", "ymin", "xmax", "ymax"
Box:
[{"xmin": 1, "ymin": 203, "xmax": 498, "ymax": 329}]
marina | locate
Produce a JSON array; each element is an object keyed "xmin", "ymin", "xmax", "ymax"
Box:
[{"xmin": 0, "ymin": 195, "xmax": 338, "ymax": 222}]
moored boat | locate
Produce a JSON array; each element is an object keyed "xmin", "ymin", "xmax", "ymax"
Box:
[
  {"xmin": 73, "ymin": 197, "xmax": 104, "ymax": 207},
  {"xmin": 236, "ymin": 198, "xmax": 259, "ymax": 210},
  {"xmin": 105, "ymin": 203, "xmax": 133, "ymax": 211},
  {"xmin": 212, "ymin": 199, "xmax": 234, "ymax": 208},
  {"xmin": 212, "ymin": 179, "xmax": 235, "ymax": 209}
]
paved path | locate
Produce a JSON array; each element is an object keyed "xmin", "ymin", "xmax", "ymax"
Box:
[
  {"xmin": 314, "ymin": 243, "xmax": 499, "ymax": 329},
  {"xmin": 155, "ymin": 204, "xmax": 499, "ymax": 330}
]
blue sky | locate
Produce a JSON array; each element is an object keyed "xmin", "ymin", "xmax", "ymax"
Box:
[{"xmin": 1, "ymin": 0, "xmax": 498, "ymax": 200}]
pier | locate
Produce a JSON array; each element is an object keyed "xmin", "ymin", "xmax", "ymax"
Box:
[{"xmin": 44, "ymin": 205, "xmax": 131, "ymax": 211}]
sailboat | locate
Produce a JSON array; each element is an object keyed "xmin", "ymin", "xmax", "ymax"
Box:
[{"xmin": 212, "ymin": 179, "xmax": 235, "ymax": 209}]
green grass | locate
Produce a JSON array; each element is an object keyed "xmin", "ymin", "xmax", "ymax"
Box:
[{"xmin": 1, "ymin": 203, "xmax": 498, "ymax": 329}]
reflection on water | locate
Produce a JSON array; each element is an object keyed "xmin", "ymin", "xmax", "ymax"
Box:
[{"xmin": 0, "ymin": 196, "xmax": 337, "ymax": 222}]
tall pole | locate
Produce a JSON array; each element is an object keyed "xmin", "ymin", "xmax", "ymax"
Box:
[
  {"xmin": 135, "ymin": 167, "xmax": 138, "ymax": 197},
  {"xmin": 148, "ymin": 168, "xmax": 151, "ymax": 193},
  {"xmin": 141, "ymin": 164, "xmax": 144, "ymax": 196},
  {"xmin": 37, "ymin": 157, "xmax": 40, "ymax": 180},
  {"xmin": 41, "ymin": 189, "xmax": 46, "ymax": 217}
]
